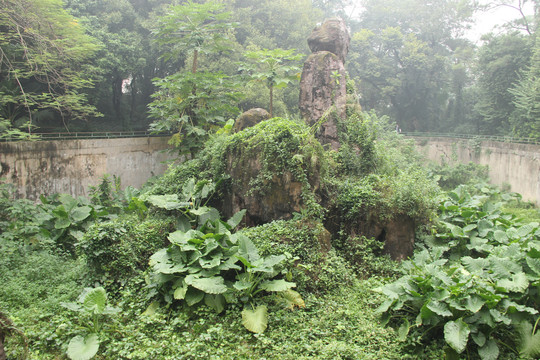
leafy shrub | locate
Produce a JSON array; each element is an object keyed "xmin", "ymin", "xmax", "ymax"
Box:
[
  {"xmin": 79, "ymin": 214, "xmax": 174, "ymax": 288},
  {"xmin": 379, "ymin": 185, "xmax": 540, "ymax": 359},
  {"xmin": 241, "ymin": 219, "xmax": 356, "ymax": 293},
  {"xmin": 429, "ymin": 161, "xmax": 490, "ymax": 190}
]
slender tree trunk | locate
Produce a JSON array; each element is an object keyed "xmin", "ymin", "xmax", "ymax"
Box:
[
  {"xmin": 269, "ymin": 83, "xmax": 273, "ymax": 118},
  {"xmin": 192, "ymin": 49, "xmax": 198, "ymax": 74}
]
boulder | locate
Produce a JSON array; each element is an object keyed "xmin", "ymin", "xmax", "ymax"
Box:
[
  {"xmin": 307, "ymin": 18, "xmax": 350, "ymax": 64},
  {"xmin": 299, "ymin": 51, "xmax": 347, "ymax": 149},
  {"xmin": 234, "ymin": 108, "xmax": 270, "ymax": 132}
]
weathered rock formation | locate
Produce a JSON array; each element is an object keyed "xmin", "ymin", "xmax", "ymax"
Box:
[
  {"xmin": 233, "ymin": 108, "xmax": 270, "ymax": 132},
  {"xmin": 300, "ymin": 18, "xmax": 350, "ymax": 150},
  {"xmin": 307, "ymin": 18, "xmax": 350, "ymax": 64}
]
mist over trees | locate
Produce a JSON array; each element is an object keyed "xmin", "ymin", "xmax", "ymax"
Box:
[{"xmin": 0, "ymin": 0, "xmax": 538, "ymax": 139}]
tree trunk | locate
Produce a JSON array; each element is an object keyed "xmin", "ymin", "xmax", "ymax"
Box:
[
  {"xmin": 269, "ymin": 83, "xmax": 273, "ymax": 118},
  {"xmin": 0, "ymin": 332, "xmax": 6, "ymax": 360}
]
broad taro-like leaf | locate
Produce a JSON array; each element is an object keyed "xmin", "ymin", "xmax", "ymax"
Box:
[
  {"xmin": 496, "ymin": 272, "xmax": 529, "ymax": 293},
  {"xmin": 277, "ymin": 289, "xmax": 305, "ymax": 310},
  {"xmin": 490, "ymin": 257, "xmax": 522, "ymax": 277},
  {"xmin": 238, "ymin": 235, "xmax": 260, "ymax": 263},
  {"xmin": 242, "ymin": 305, "xmax": 268, "ymax": 333},
  {"xmin": 71, "ymin": 206, "xmax": 92, "ymax": 222},
  {"xmin": 478, "ymin": 219, "xmax": 494, "ymax": 237},
  {"xmin": 259, "ymin": 279, "xmax": 296, "ymax": 292},
  {"xmin": 204, "ymin": 294, "xmax": 226, "ymax": 313},
  {"xmin": 185, "ymin": 275, "xmax": 228, "ymax": 294},
  {"xmin": 426, "ymin": 299, "xmax": 453, "ymax": 317},
  {"xmin": 67, "ymin": 333, "xmax": 100, "ymax": 360},
  {"xmin": 174, "ymin": 281, "xmax": 188, "ymax": 300},
  {"xmin": 526, "ymin": 257, "xmax": 540, "ymax": 277},
  {"xmin": 147, "ymin": 194, "xmax": 187, "ymax": 210},
  {"xmin": 478, "ymin": 339, "xmax": 499, "ymax": 360},
  {"xmin": 185, "ymin": 287, "xmax": 205, "ymax": 306},
  {"xmin": 227, "ymin": 209, "xmax": 246, "ymax": 229},
  {"xmin": 444, "ymin": 318, "xmax": 470, "ymax": 353},
  {"xmin": 492, "ymin": 230, "xmax": 508, "ymax": 244},
  {"xmin": 517, "ymin": 321, "xmax": 540, "ymax": 358},
  {"xmin": 141, "ymin": 301, "xmax": 160, "ymax": 317},
  {"xmin": 465, "ymin": 296, "xmax": 485, "ymax": 313},
  {"xmin": 397, "ymin": 318, "xmax": 410, "ymax": 342},
  {"xmin": 82, "ymin": 287, "xmax": 107, "ymax": 314}
]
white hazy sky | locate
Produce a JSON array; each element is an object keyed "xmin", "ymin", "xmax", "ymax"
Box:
[{"xmin": 469, "ymin": 0, "xmax": 535, "ymax": 41}]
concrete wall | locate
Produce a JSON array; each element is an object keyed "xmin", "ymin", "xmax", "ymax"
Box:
[
  {"xmin": 415, "ymin": 137, "xmax": 540, "ymax": 205},
  {"xmin": 0, "ymin": 137, "xmax": 176, "ymax": 200}
]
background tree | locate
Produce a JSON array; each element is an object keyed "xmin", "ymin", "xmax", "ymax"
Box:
[
  {"xmin": 473, "ymin": 32, "xmax": 532, "ymax": 134},
  {"xmin": 148, "ymin": 0, "xmax": 242, "ymax": 156},
  {"xmin": 241, "ymin": 48, "xmax": 303, "ymax": 117},
  {"xmin": 0, "ymin": 0, "xmax": 100, "ymax": 137},
  {"xmin": 347, "ymin": 0, "xmax": 477, "ymax": 132}
]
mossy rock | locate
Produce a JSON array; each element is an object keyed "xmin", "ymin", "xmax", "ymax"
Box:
[{"xmin": 222, "ymin": 117, "xmax": 326, "ymax": 225}]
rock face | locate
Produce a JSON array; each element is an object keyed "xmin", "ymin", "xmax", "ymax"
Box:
[
  {"xmin": 300, "ymin": 18, "xmax": 350, "ymax": 150},
  {"xmin": 299, "ymin": 51, "xmax": 346, "ymax": 149},
  {"xmin": 307, "ymin": 18, "xmax": 350, "ymax": 64},
  {"xmin": 234, "ymin": 108, "xmax": 270, "ymax": 132}
]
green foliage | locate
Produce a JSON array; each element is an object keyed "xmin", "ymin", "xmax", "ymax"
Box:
[
  {"xmin": 61, "ymin": 287, "xmax": 120, "ymax": 360},
  {"xmin": 149, "ymin": 0, "xmax": 241, "ymax": 155},
  {"xmin": 147, "ymin": 179, "xmax": 300, "ymax": 333},
  {"xmin": 79, "ymin": 214, "xmax": 173, "ymax": 288},
  {"xmin": 241, "ymin": 219, "xmax": 357, "ymax": 293},
  {"xmin": 428, "ymin": 161, "xmax": 490, "ymax": 190},
  {"xmin": 148, "ymin": 71, "xmax": 242, "ymax": 155},
  {"xmin": 379, "ymin": 184, "xmax": 540, "ymax": 358},
  {"xmin": 241, "ymin": 48, "xmax": 303, "ymax": 117},
  {"xmin": 0, "ymin": 0, "xmax": 101, "ymax": 133}
]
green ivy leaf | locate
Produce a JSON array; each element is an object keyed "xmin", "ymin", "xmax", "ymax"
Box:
[
  {"xmin": 67, "ymin": 333, "xmax": 100, "ymax": 360},
  {"xmin": 242, "ymin": 305, "xmax": 268, "ymax": 333},
  {"xmin": 444, "ymin": 318, "xmax": 470, "ymax": 353}
]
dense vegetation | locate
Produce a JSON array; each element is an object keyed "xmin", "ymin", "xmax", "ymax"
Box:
[
  {"xmin": 1, "ymin": 0, "xmax": 539, "ymax": 140},
  {"xmin": 1, "ymin": 0, "xmax": 540, "ymax": 359},
  {"xmin": 1, "ymin": 108, "xmax": 540, "ymax": 359}
]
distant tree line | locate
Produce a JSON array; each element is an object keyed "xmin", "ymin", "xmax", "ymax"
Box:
[{"xmin": 0, "ymin": 0, "xmax": 538, "ymax": 140}]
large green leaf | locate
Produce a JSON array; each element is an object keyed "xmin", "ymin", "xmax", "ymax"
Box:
[
  {"xmin": 496, "ymin": 272, "xmax": 529, "ymax": 293},
  {"xmin": 147, "ymin": 194, "xmax": 187, "ymax": 210},
  {"xmin": 517, "ymin": 321, "xmax": 540, "ymax": 358},
  {"xmin": 397, "ymin": 318, "xmax": 410, "ymax": 342},
  {"xmin": 185, "ymin": 287, "xmax": 205, "ymax": 306},
  {"xmin": 238, "ymin": 235, "xmax": 260, "ymax": 263},
  {"xmin": 71, "ymin": 206, "xmax": 92, "ymax": 222},
  {"xmin": 259, "ymin": 279, "xmax": 296, "ymax": 292},
  {"xmin": 277, "ymin": 289, "xmax": 305, "ymax": 310},
  {"xmin": 444, "ymin": 318, "xmax": 470, "ymax": 353},
  {"xmin": 82, "ymin": 287, "xmax": 107, "ymax": 315},
  {"xmin": 227, "ymin": 209, "xmax": 246, "ymax": 229},
  {"xmin": 478, "ymin": 339, "xmax": 499, "ymax": 360},
  {"xmin": 67, "ymin": 333, "xmax": 100, "ymax": 360},
  {"xmin": 426, "ymin": 299, "xmax": 453, "ymax": 317},
  {"xmin": 185, "ymin": 275, "xmax": 228, "ymax": 294},
  {"xmin": 242, "ymin": 305, "xmax": 268, "ymax": 333},
  {"xmin": 204, "ymin": 294, "xmax": 226, "ymax": 313}
]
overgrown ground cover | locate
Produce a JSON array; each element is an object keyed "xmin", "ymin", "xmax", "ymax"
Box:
[{"xmin": 1, "ymin": 113, "xmax": 539, "ymax": 359}]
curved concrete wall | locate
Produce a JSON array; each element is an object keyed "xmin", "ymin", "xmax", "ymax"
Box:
[
  {"xmin": 0, "ymin": 137, "xmax": 175, "ymax": 200},
  {"xmin": 415, "ymin": 137, "xmax": 540, "ymax": 205}
]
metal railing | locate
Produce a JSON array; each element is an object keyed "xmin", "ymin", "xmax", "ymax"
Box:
[
  {"xmin": 0, "ymin": 131, "xmax": 172, "ymax": 142},
  {"xmin": 401, "ymin": 132, "xmax": 540, "ymax": 145}
]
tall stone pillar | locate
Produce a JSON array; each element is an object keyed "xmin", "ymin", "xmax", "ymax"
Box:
[{"xmin": 299, "ymin": 18, "xmax": 350, "ymax": 150}]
